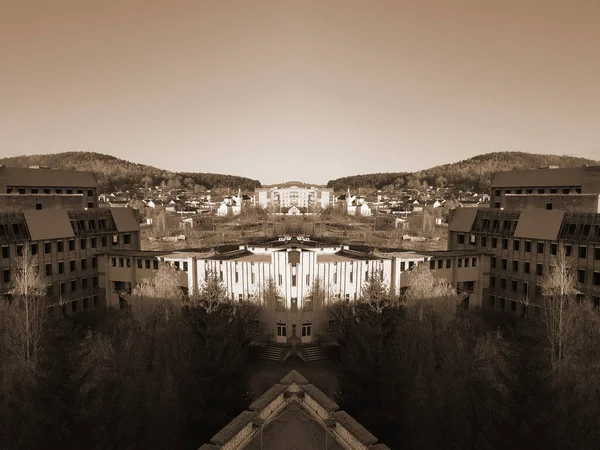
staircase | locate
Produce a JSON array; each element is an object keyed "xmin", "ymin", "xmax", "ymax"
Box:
[
  {"xmin": 259, "ymin": 344, "xmax": 288, "ymax": 362},
  {"xmin": 300, "ymin": 344, "xmax": 328, "ymax": 362}
]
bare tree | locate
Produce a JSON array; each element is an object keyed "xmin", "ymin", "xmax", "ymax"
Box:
[
  {"xmin": 541, "ymin": 247, "xmax": 580, "ymax": 377},
  {"xmin": 1, "ymin": 246, "xmax": 48, "ymax": 385}
]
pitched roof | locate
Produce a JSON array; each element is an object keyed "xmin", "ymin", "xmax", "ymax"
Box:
[
  {"xmin": 278, "ymin": 369, "xmax": 309, "ymax": 385},
  {"xmin": 448, "ymin": 208, "xmax": 478, "ymax": 232},
  {"xmin": 491, "ymin": 167, "xmax": 586, "ymax": 188},
  {"xmin": 0, "ymin": 166, "xmax": 97, "ymax": 188},
  {"xmin": 302, "ymin": 384, "xmax": 339, "ymax": 411},
  {"xmin": 333, "ymin": 410, "xmax": 378, "ymax": 446},
  {"xmin": 110, "ymin": 208, "xmax": 140, "ymax": 232},
  {"xmin": 23, "ymin": 209, "xmax": 75, "ymax": 240},
  {"xmin": 210, "ymin": 411, "xmax": 256, "ymax": 446},
  {"xmin": 513, "ymin": 209, "xmax": 565, "ymax": 241}
]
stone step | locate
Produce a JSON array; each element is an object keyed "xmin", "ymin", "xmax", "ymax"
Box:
[
  {"xmin": 300, "ymin": 345, "xmax": 328, "ymax": 362},
  {"xmin": 260, "ymin": 345, "xmax": 287, "ymax": 362}
]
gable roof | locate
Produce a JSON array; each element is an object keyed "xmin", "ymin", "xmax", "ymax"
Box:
[
  {"xmin": 110, "ymin": 208, "xmax": 140, "ymax": 233},
  {"xmin": 513, "ymin": 209, "xmax": 565, "ymax": 241},
  {"xmin": 23, "ymin": 209, "xmax": 75, "ymax": 240},
  {"xmin": 0, "ymin": 167, "xmax": 97, "ymax": 188},
  {"xmin": 448, "ymin": 208, "xmax": 478, "ymax": 232}
]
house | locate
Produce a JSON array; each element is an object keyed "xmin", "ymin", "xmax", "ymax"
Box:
[
  {"xmin": 217, "ymin": 196, "xmax": 242, "ymax": 217},
  {"xmin": 346, "ymin": 195, "xmax": 372, "ymax": 216}
]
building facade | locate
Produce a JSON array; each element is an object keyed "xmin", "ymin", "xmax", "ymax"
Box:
[
  {"xmin": 254, "ymin": 186, "xmax": 333, "ymax": 211},
  {"xmin": 99, "ymin": 237, "xmax": 488, "ymax": 343}
]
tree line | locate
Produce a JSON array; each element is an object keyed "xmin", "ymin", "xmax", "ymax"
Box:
[
  {"xmin": 0, "ymin": 152, "xmax": 262, "ymax": 192},
  {"xmin": 327, "ymin": 151, "xmax": 598, "ymax": 192}
]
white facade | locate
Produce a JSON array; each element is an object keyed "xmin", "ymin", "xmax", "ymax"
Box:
[{"xmin": 254, "ymin": 186, "xmax": 333, "ymax": 211}]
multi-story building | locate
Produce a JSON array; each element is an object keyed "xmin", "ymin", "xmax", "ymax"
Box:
[
  {"xmin": 99, "ymin": 237, "xmax": 488, "ymax": 343},
  {"xmin": 489, "ymin": 165, "xmax": 600, "ymax": 209},
  {"xmin": 254, "ymin": 186, "xmax": 333, "ymax": 211},
  {"xmin": 0, "ymin": 165, "xmax": 99, "ymax": 210},
  {"xmin": 0, "ymin": 207, "xmax": 140, "ymax": 316},
  {"xmin": 448, "ymin": 207, "xmax": 600, "ymax": 316}
]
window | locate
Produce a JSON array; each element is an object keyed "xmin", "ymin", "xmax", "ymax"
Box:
[
  {"xmin": 71, "ymin": 300, "xmax": 77, "ymax": 312},
  {"xmin": 60, "ymin": 282, "xmax": 65, "ymax": 295},
  {"xmin": 525, "ymin": 241, "xmax": 531, "ymax": 252},
  {"xmin": 345, "ymin": 294, "xmax": 350, "ymax": 304},
  {"xmin": 551, "ymin": 243, "xmax": 558, "ymax": 255},
  {"xmin": 494, "ymin": 189, "xmax": 501, "ymax": 197},
  {"xmin": 400, "ymin": 262, "xmax": 406, "ymax": 271},
  {"xmin": 536, "ymin": 264, "xmax": 543, "ymax": 276},
  {"xmin": 492, "ymin": 238, "xmax": 498, "ymax": 249},
  {"xmin": 524, "ymin": 262, "xmax": 530, "ymax": 274},
  {"xmin": 349, "ymin": 271, "xmax": 354, "ymax": 283},
  {"xmin": 183, "ymin": 262, "xmax": 188, "ymax": 272},
  {"xmin": 277, "ymin": 325, "xmax": 287, "ymax": 337},
  {"xmin": 58, "ymin": 262, "xmax": 64, "ymax": 274},
  {"xmin": 80, "ymin": 238, "xmax": 86, "ymax": 250},
  {"xmin": 235, "ymin": 271, "xmax": 239, "ymax": 283},
  {"xmin": 437, "ymin": 260, "xmax": 443, "ymax": 269},
  {"xmin": 87, "ymin": 189, "xmax": 94, "ymax": 197},
  {"xmin": 44, "ymin": 242, "xmax": 52, "ymax": 254},
  {"xmin": 511, "ymin": 280, "xmax": 518, "ymax": 291},
  {"xmin": 499, "ymin": 297, "xmax": 506, "ymax": 309},
  {"xmin": 57, "ymin": 241, "xmax": 64, "ymax": 252},
  {"xmin": 126, "ymin": 258, "xmax": 131, "ymax": 268},
  {"xmin": 535, "ymin": 284, "xmax": 543, "ymax": 297},
  {"xmin": 458, "ymin": 258, "xmax": 462, "ymax": 268},
  {"xmin": 71, "ymin": 280, "xmax": 77, "ymax": 292},
  {"xmin": 490, "ymin": 276, "xmax": 496, "ymax": 287},
  {"xmin": 562, "ymin": 188, "xmax": 570, "ymax": 194},
  {"xmin": 523, "ymin": 282, "xmax": 529, "ymax": 296},
  {"xmin": 302, "ymin": 324, "xmax": 312, "ymax": 337},
  {"xmin": 565, "ymin": 245, "xmax": 572, "ymax": 256},
  {"xmin": 446, "ymin": 259, "xmax": 451, "ymax": 268},
  {"xmin": 111, "ymin": 258, "xmax": 117, "ymax": 267},
  {"xmin": 481, "ymin": 236, "xmax": 487, "ymax": 247},
  {"xmin": 93, "ymin": 276, "xmax": 98, "ymax": 288},
  {"xmin": 36, "ymin": 202, "xmax": 42, "ymax": 210},
  {"xmin": 546, "ymin": 203, "xmax": 552, "ymax": 210},
  {"xmin": 69, "ymin": 239, "xmax": 75, "ymax": 251},
  {"xmin": 291, "ymin": 298, "xmax": 298, "ymax": 311},
  {"xmin": 276, "ymin": 297, "xmax": 285, "ymax": 310},
  {"xmin": 511, "ymin": 300, "xmax": 517, "ymax": 312},
  {"xmin": 82, "ymin": 278, "xmax": 88, "ymax": 289},
  {"xmin": 502, "ymin": 238, "xmax": 508, "ymax": 250},
  {"xmin": 93, "ymin": 296, "xmax": 99, "ymax": 307},
  {"xmin": 124, "ymin": 234, "xmax": 131, "ymax": 244},
  {"xmin": 489, "ymin": 295, "xmax": 495, "ymax": 307},
  {"xmin": 469, "ymin": 235, "xmax": 477, "ymax": 246},
  {"xmin": 513, "ymin": 240, "xmax": 520, "ymax": 251},
  {"xmin": 251, "ymin": 272, "xmax": 256, "ymax": 284},
  {"xmin": 577, "ymin": 270, "xmax": 586, "ymax": 283},
  {"xmin": 502, "ymin": 259, "xmax": 507, "ymax": 270},
  {"xmin": 594, "ymin": 272, "xmax": 600, "ymax": 286},
  {"xmin": 464, "ymin": 258, "xmax": 470, "ymax": 268},
  {"xmin": 304, "ymin": 298, "xmax": 313, "ymax": 310},
  {"xmin": 16, "ymin": 244, "xmax": 23, "ymax": 256},
  {"xmin": 430, "ymin": 260, "xmax": 435, "ymax": 270},
  {"xmin": 45, "ymin": 264, "xmax": 52, "ymax": 276},
  {"xmin": 91, "ymin": 238, "xmax": 97, "ymax": 248},
  {"xmin": 457, "ymin": 233, "xmax": 465, "ymax": 244},
  {"xmin": 537, "ymin": 242, "xmax": 544, "ymax": 254},
  {"xmin": 491, "ymin": 257, "xmax": 496, "ymax": 269},
  {"xmin": 30, "ymin": 243, "xmax": 38, "ymax": 255},
  {"xmin": 43, "ymin": 188, "xmax": 50, "ymax": 194},
  {"xmin": 83, "ymin": 298, "xmax": 89, "ymax": 311},
  {"xmin": 118, "ymin": 258, "xmax": 124, "ymax": 268},
  {"xmin": 512, "ymin": 260, "xmax": 519, "ymax": 272},
  {"xmin": 501, "ymin": 278, "xmax": 507, "ymax": 289},
  {"xmin": 101, "ymin": 236, "xmax": 107, "ymax": 248},
  {"xmin": 579, "ymin": 246, "xmax": 587, "ymax": 259},
  {"xmin": 137, "ymin": 260, "xmax": 143, "ymax": 269},
  {"xmin": 333, "ymin": 272, "xmax": 337, "ymax": 284},
  {"xmin": 81, "ymin": 259, "xmax": 87, "ymax": 271},
  {"xmin": 2, "ymin": 269, "xmax": 10, "ymax": 283},
  {"xmin": 278, "ymin": 274, "xmax": 283, "ymax": 285},
  {"xmin": 153, "ymin": 260, "xmax": 158, "ymax": 270},
  {"xmin": 112, "ymin": 235, "xmax": 119, "ymax": 245}
]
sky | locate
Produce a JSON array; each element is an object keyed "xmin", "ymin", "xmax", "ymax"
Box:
[{"xmin": 1, "ymin": 0, "xmax": 599, "ymax": 185}]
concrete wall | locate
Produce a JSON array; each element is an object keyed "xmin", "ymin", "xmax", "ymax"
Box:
[
  {"xmin": 0, "ymin": 194, "xmax": 87, "ymax": 212},
  {"xmin": 504, "ymin": 194, "xmax": 600, "ymax": 213}
]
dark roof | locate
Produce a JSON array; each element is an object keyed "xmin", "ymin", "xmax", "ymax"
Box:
[
  {"xmin": 23, "ymin": 209, "xmax": 75, "ymax": 240},
  {"xmin": 210, "ymin": 410, "xmax": 256, "ymax": 446},
  {"xmin": 448, "ymin": 208, "xmax": 478, "ymax": 232},
  {"xmin": 249, "ymin": 384, "xmax": 287, "ymax": 412},
  {"xmin": 513, "ymin": 209, "xmax": 565, "ymax": 241},
  {"xmin": 333, "ymin": 411, "xmax": 378, "ymax": 446},
  {"xmin": 419, "ymin": 250, "xmax": 491, "ymax": 258},
  {"xmin": 210, "ymin": 249, "xmax": 252, "ymax": 260},
  {"xmin": 302, "ymin": 384, "xmax": 339, "ymax": 411},
  {"xmin": 0, "ymin": 166, "xmax": 98, "ymax": 188},
  {"xmin": 110, "ymin": 208, "xmax": 139, "ymax": 232},
  {"xmin": 491, "ymin": 167, "xmax": 586, "ymax": 188}
]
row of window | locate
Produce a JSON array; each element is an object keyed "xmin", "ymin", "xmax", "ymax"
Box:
[
  {"xmin": 494, "ymin": 187, "xmax": 581, "ymax": 197},
  {"xmin": 429, "ymin": 258, "xmax": 478, "ymax": 270},
  {"xmin": 48, "ymin": 295, "xmax": 100, "ymax": 315},
  {"xmin": 49, "ymin": 276, "xmax": 99, "ymax": 296},
  {"xmin": 1, "ymin": 235, "xmax": 130, "ymax": 259},
  {"xmin": 7, "ymin": 187, "xmax": 94, "ymax": 196},
  {"xmin": 1, "ymin": 258, "xmax": 97, "ymax": 284}
]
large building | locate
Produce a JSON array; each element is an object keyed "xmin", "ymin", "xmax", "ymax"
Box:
[
  {"xmin": 0, "ymin": 165, "xmax": 99, "ymax": 210},
  {"xmin": 199, "ymin": 369, "xmax": 390, "ymax": 450},
  {"xmin": 99, "ymin": 237, "xmax": 488, "ymax": 343},
  {"xmin": 0, "ymin": 166, "xmax": 140, "ymax": 316},
  {"xmin": 449, "ymin": 203, "xmax": 600, "ymax": 316},
  {"xmin": 254, "ymin": 186, "xmax": 333, "ymax": 211}
]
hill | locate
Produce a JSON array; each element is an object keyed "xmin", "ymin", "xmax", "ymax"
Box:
[
  {"xmin": 326, "ymin": 152, "xmax": 599, "ymax": 192},
  {"xmin": 0, "ymin": 152, "xmax": 261, "ymax": 192}
]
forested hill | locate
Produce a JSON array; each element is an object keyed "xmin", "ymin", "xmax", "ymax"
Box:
[
  {"xmin": 327, "ymin": 152, "xmax": 599, "ymax": 192},
  {"xmin": 0, "ymin": 152, "xmax": 261, "ymax": 191}
]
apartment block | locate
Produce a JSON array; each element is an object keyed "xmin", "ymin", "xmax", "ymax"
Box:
[
  {"xmin": 448, "ymin": 207, "xmax": 600, "ymax": 316},
  {"xmin": 254, "ymin": 186, "xmax": 333, "ymax": 210},
  {"xmin": 0, "ymin": 208, "xmax": 140, "ymax": 316}
]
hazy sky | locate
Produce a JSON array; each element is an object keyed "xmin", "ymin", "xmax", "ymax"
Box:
[{"xmin": 1, "ymin": 0, "xmax": 599, "ymax": 184}]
